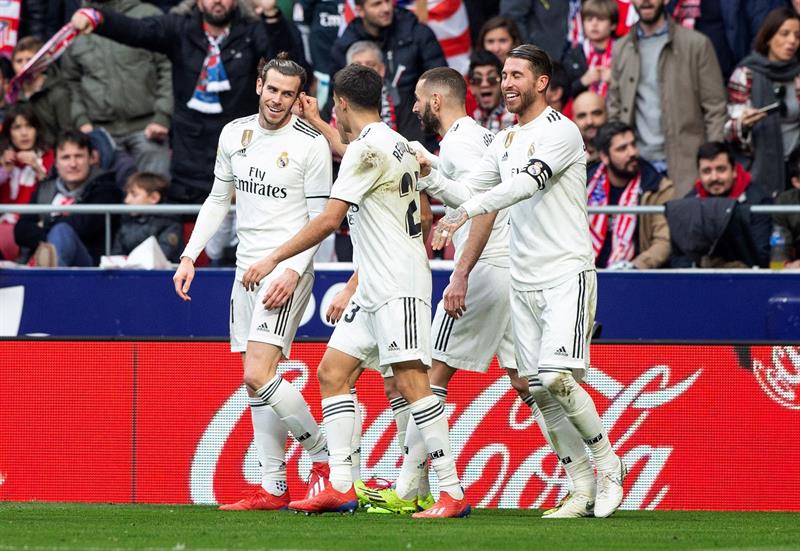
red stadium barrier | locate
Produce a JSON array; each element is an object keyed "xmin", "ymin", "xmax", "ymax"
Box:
[{"xmin": 1, "ymin": 341, "xmax": 798, "ymax": 510}]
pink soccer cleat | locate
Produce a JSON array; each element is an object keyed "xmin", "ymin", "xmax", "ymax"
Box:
[
  {"xmin": 289, "ymin": 479, "xmax": 358, "ymax": 514},
  {"xmin": 411, "ymin": 491, "xmax": 471, "ymax": 519},
  {"xmin": 218, "ymin": 486, "xmax": 290, "ymax": 511}
]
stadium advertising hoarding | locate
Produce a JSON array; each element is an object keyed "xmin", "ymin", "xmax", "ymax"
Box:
[{"xmin": 1, "ymin": 341, "xmax": 798, "ymax": 511}]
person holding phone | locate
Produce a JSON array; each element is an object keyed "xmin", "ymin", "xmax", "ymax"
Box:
[{"xmin": 725, "ymin": 7, "xmax": 800, "ymax": 197}]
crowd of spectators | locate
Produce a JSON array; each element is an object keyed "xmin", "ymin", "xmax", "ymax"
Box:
[{"xmin": 0, "ymin": 0, "xmax": 799, "ymax": 269}]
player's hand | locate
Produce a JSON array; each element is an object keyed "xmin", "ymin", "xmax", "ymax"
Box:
[
  {"xmin": 144, "ymin": 122, "xmax": 169, "ymax": 142},
  {"xmin": 242, "ymin": 255, "xmax": 278, "ymax": 292},
  {"xmin": 298, "ymin": 92, "xmax": 322, "ymax": 124},
  {"xmin": 443, "ymin": 271, "xmax": 468, "ymax": 319},
  {"xmin": 173, "ymin": 257, "xmax": 195, "ymax": 301},
  {"xmin": 326, "ymin": 284, "xmax": 356, "ymax": 323},
  {"xmin": 262, "ymin": 268, "xmax": 299, "ymax": 309},
  {"xmin": 432, "ymin": 207, "xmax": 468, "ymax": 250},
  {"xmin": 79, "ymin": 123, "xmax": 94, "ymax": 133},
  {"xmin": 416, "ymin": 150, "xmax": 432, "ymax": 177}
]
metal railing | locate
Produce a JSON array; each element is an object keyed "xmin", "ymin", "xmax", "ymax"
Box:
[{"xmin": 2, "ymin": 203, "xmax": 799, "ymax": 256}]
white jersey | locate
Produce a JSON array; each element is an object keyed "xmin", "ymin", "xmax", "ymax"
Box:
[
  {"xmin": 182, "ymin": 114, "xmax": 332, "ymax": 277},
  {"xmin": 432, "ymin": 116, "xmax": 509, "ymax": 268},
  {"xmin": 450, "ymin": 106, "xmax": 594, "ymax": 290},
  {"xmin": 330, "ymin": 122, "xmax": 430, "ymax": 311}
]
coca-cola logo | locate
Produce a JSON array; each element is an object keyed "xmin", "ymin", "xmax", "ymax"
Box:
[
  {"xmin": 191, "ymin": 358, "xmax": 702, "ymax": 509},
  {"xmin": 753, "ymin": 347, "xmax": 800, "ymax": 410}
]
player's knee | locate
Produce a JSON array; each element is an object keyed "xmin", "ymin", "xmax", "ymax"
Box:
[
  {"xmin": 383, "ymin": 377, "xmax": 399, "ymax": 401},
  {"xmin": 538, "ymin": 371, "xmax": 576, "ymax": 399},
  {"xmin": 317, "ymin": 359, "xmax": 346, "ymax": 393}
]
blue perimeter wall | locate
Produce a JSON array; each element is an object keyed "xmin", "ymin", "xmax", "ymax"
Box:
[{"xmin": 2, "ymin": 267, "xmax": 799, "ymax": 341}]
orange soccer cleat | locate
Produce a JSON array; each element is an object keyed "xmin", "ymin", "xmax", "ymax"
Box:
[
  {"xmin": 300, "ymin": 461, "xmax": 331, "ymax": 500},
  {"xmin": 289, "ymin": 479, "xmax": 358, "ymax": 514},
  {"xmin": 411, "ymin": 491, "xmax": 471, "ymax": 519},
  {"xmin": 218, "ymin": 486, "xmax": 290, "ymax": 511}
]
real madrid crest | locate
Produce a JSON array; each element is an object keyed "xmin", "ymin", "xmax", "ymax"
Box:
[
  {"xmin": 504, "ymin": 131, "xmax": 515, "ymax": 148},
  {"xmin": 277, "ymin": 151, "xmax": 289, "ymax": 168},
  {"xmin": 528, "ymin": 142, "xmax": 535, "ymax": 157},
  {"xmin": 241, "ymin": 129, "xmax": 253, "ymax": 148}
]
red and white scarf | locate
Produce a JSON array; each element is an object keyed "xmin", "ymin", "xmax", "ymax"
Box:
[
  {"xmin": 5, "ymin": 9, "xmax": 101, "ymax": 103},
  {"xmin": 587, "ymin": 163, "xmax": 641, "ymax": 265},
  {"xmin": 583, "ymin": 39, "xmax": 613, "ymax": 97},
  {"xmin": 672, "ymin": 0, "xmax": 701, "ymax": 29}
]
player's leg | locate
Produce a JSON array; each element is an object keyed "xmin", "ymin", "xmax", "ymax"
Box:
[
  {"xmin": 244, "ymin": 273, "xmax": 327, "ymax": 464},
  {"xmin": 219, "ymin": 282, "xmax": 290, "ymax": 511},
  {"xmin": 511, "ymin": 287, "xmax": 597, "ymax": 519},
  {"xmin": 289, "ymin": 298, "xmax": 378, "ymax": 513},
  {"xmin": 346, "ymin": 367, "xmax": 364, "ymax": 484},
  {"xmin": 536, "ymin": 271, "xmax": 625, "ymax": 518}
]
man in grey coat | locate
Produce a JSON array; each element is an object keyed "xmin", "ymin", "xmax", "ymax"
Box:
[
  {"xmin": 607, "ymin": 0, "xmax": 728, "ymax": 196},
  {"xmin": 62, "ymin": 0, "xmax": 173, "ymax": 178}
]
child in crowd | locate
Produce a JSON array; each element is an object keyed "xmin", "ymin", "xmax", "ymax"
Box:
[
  {"xmin": 111, "ymin": 172, "xmax": 183, "ymax": 262},
  {"xmin": 563, "ymin": 0, "xmax": 617, "ymax": 98}
]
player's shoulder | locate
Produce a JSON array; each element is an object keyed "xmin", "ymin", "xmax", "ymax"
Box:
[
  {"xmin": 290, "ymin": 116, "xmax": 325, "ymax": 141},
  {"xmin": 448, "ymin": 117, "xmax": 494, "ymax": 147},
  {"xmin": 224, "ymin": 114, "xmax": 258, "ymax": 132}
]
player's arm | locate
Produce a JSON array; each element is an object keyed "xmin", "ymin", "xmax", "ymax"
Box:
[
  {"xmin": 296, "ymin": 93, "xmax": 348, "ymax": 157},
  {"xmin": 444, "ymin": 212, "xmax": 497, "ymax": 318},
  {"xmin": 416, "ymin": 136, "xmax": 500, "ymax": 207},
  {"xmin": 243, "ymin": 140, "xmax": 380, "ymax": 289},
  {"xmin": 173, "ymin": 134, "xmax": 235, "ymax": 301},
  {"xmin": 433, "ymin": 129, "xmax": 580, "ymax": 249},
  {"xmin": 326, "ymin": 270, "xmax": 358, "ymax": 323},
  {"xmin": 420, "ymin": 192, "xmax": 433, "ymax": 243},
  {"xmin": 242, "ymin": 198, "xmax": 349, "ymax": 291}
]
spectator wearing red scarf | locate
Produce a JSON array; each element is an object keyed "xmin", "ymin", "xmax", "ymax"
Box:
[
  {"xmin": 0, "ymin": 104, "xmax": 53, "ymax": 261},
  {"xmin": 563, "ymin": 0, "xmax": 617, "ymax": 99},
  {"xmin": 587, "ymin": 121, "xmax": 674, "ymax": 269}
]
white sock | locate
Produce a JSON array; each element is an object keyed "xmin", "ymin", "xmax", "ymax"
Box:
[
  {"xmin": 389, "ymin": 395, "xmax": 410, "ymax": 457},
  {"xmin": 321, "ymin": 394, "xmax": 356, "ymax": 493},
  {"xmin": 394, "ymin": 416, "xmax": 428, "ymax": 500},
  {"xmin": 350, "ymin": 387, "xmax": 362, "ymax": 483},
  {"xmin": 528, "ymin": 377, "xmax": 594, "ymax": 498},
  {"xmin": 409, "ymin": 395, "xmax": 463, "ymax": 500},
  {"xmin": 256, "ymin": 374, "xmax": 327, "ymax": 463},
  {"xmin": 418, "ymin": 462, "xmax": 430, "ymax": 498},
  {"xmin": 538, "ymin": 371, "xmax": 619, "ymax": 474},
  {"xmin": 249, "ymin": 399, "xmax": 289, "ymax": 496},
  {"xmin": 430, "ymin": 384, "xmax": 448, "ymax": 402}
]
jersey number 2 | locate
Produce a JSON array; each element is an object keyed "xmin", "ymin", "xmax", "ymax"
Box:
[{"xmin": 400, "ymin": 172, "xmax": 421, "ymax": 238}]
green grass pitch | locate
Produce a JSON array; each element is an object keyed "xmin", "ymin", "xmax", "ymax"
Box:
[{"xmin": 1, "ymin": 503, "xmax": 799, "ymax": 551}]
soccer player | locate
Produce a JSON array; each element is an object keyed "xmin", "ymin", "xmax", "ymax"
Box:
[
  {"xmin": 425, "ymin": 44, "xmax": 627, "ymax": 519},
  {"xmin": 361, "ymin": 66, "xmax": 586, "ymax": 517},
  {"xmin": 172, "ymin": 54, "xmax": 331, "ymax": 511},
  {"xmin": 240, "ymin": 63, "xmax": 470, "ymax": 518}
]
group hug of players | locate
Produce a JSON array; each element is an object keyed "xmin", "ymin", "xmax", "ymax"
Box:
[{"xmin": 173, "ymin": 45, "xmax": 626, "ymax": 519}]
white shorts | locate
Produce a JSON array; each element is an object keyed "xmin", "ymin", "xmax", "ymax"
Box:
[
  {"xmin": 328, "ymin": 297, "xmax": 432, "ymax": 376},
  {"xmin": 431, "ymin": 261, "xmax": 516, "ymax": 372},
  {"xmin": 511, "ymin": 270, "xmax": 596, "ymax": 379},
  {"xmin": 229, "ymin": 271, "xmax": 314, "ymax": 355}
]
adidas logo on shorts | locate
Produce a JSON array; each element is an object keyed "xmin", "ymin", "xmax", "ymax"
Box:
[
  {"xmin": 554, "ymin": 346, "xmax": 568, "ymax": 357},
  {"xmin": 256, "ymin": 322, "xmax": 270, "ymax": 333},
  {"xmin": 388, "ymin": 341, "xmax": 399, "ymax": 351}
]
